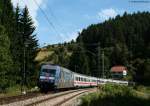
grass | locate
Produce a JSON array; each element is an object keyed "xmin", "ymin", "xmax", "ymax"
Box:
[
  {"xmin": 135, "ymin": 85, "xmax": 150, "ymax": 94},
  {"xmin": 134, "ymin": 85, "xmax": 150, "ymax": 99},
  {"xmin": 0, "ymin": 85, "xmax": 39, "ymax": 98},
  {"xmin": 35, "ymin": 46, "xmax": 73, "ymax": 63},
  {"xmin": 0, "ymin": 85, "xmax": 22, "ymax": 97},
  {"xmin": 80, "ymin": 84, "xmax": 150, "ymax": 106},
  {"xmin": 35, "ymin": 50, "xmax": 54, "ymax": 62}
]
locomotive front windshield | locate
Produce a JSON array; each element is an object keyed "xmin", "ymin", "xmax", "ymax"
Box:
[{"xmin": 40, "ymin": 69, "xmax": 56, "ymax": 77}]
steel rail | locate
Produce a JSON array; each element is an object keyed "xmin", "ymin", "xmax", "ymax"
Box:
[{"xmin": 26, "ymin": 88, "xmax": 93, "ymax": 106}]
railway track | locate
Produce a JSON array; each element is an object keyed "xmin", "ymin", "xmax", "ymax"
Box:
[{"xmin": 1, "ymin": 88, "xmax": 96, "ymax": 106}]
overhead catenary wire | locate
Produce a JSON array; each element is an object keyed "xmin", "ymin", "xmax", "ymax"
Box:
[
  {"xmin": 46, "ymin": 5, "xmax": 70, "ymax": 38},
  {"xmin": 32, "ymin": 0, "xmax": 64, "ymax": 40},
  {"xmin": 129, "ymin": 0, "xmax": 150, "ymax": 3},
  {"xmin": 19, "ymin": 0, "xmax": 78, "ymax": 44}
]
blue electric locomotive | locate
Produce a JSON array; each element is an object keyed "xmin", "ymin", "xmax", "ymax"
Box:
[{"xmin": 38, "ymin": 63, "xmax": 74, "ymax": 92}]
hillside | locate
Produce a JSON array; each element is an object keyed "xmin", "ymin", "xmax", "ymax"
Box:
[
  {"xmin": 72, "ymin": 12, "xmax": 150, "ymax": 85},
  {"xmin": 36, "ymin": 12, "xmax": 150, "ymax": 85},
  {"xmin": 35, "ymin": 42, "xmax": 75, "ymax": 67},
  {"xmin": 35, "ymin": 48, "xmax": 54, "ymax": 63}
]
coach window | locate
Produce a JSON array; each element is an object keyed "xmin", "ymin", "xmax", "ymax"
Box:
[
  {"xmin": 76, "ymin": 77, "xmax": 78, "ymax": 81},
  {"xmin": 81, "ymin": 78, "xmax": 83, "ymax": 81}
]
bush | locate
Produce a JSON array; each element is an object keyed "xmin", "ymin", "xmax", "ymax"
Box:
[
  {"xmin": 80, "ymin": 84, "xmax": 150, "ymax": 106},
  {"xmin": 101, "ymin": 84, "xmax": 133, "ymax": 96}
]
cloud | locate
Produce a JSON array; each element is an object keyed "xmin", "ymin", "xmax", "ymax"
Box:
[
  {"xmin": 11, "ymin": 0, "xmax": 48, "ymax": 26},
  {"xmin": 98, "ymin": 8, "xmax": 119, "ymax": 21}
]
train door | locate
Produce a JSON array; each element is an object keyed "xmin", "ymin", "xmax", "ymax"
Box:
[
  {"xmin": 57, "ymin": 67, "xmax": 64, "ymax": 88},
  {"xmin": 60, "ymin": 69, "xmax": 64, "ymax": 88},
  {"xmin": 54, "ymin": 67, "xmax": 61, "ymax": 88},
  {"xmin": 64, "ymin": 70, "xmax": 69, "ymax": 88}
]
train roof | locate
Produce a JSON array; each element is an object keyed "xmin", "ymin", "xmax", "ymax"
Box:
[
  {"xmin": 59, "ymin": 65, "xmax": 96, "ymax": 78},
  {"xmin": 73, "ymin": 71, "xmax": 97, "ymax": 79},
  {"xmin": 41, "ymin": 64, "xmax": 99, "ymax": 79}
]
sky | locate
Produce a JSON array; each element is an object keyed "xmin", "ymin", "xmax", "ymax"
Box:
[{"xmin": 11, "ymin": 0, "xmax": 150, "ymax": 46}]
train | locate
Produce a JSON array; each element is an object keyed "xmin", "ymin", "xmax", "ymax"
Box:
[{"xmin": 38, "ymin": 63, "xmax": 128, "ymax": 92}]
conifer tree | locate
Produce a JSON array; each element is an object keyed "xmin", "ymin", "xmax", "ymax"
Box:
[
  {"xmin": 11, "ymin": 4, "xmax": 23, "ymax": 83},
  {"xmin": 0, "ymin": 26, "xmax": 13, "ymax": 91},
  {"xmin": 20, "ymin": 6, "xmax": 38, "ymax": 86}
]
